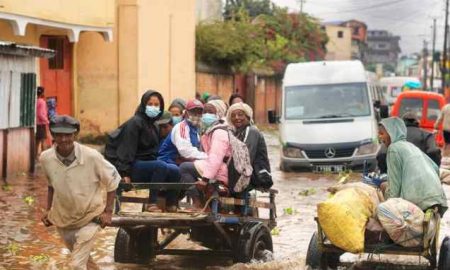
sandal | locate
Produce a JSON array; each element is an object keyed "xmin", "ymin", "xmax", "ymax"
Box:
[
  {"xmin": 146, "ymin": 203, "xmax": 162, "ymax": 212},
  {"xmin": 165, "ymin": 205, "xmax": 178, "ymax": 213}
]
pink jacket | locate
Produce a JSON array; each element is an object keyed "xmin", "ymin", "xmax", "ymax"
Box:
[
  {"xmin": 36, "ymin": 98, "xmax": 49, "ymax": 125},
  {"xmin": 194, "ymin": 128, "xmax": 231, "ymax": 185}
]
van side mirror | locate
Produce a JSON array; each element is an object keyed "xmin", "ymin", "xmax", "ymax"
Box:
[
  {"xmin": 268, "ymin": 110, "xmax": 279, "ymax": 124},
  {"xmin": 379, "ymin": 105, "xmax": 389, "ymax": 119}
]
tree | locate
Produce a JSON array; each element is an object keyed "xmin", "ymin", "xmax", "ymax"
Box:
[{"xmin": 224, "ymin": 0, "xmax": 273, "ymax": 20}]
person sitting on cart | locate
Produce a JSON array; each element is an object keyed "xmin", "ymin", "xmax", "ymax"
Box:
[
  {"xmin": 168, "ymin": 98, "xmax": 186, "ymax": 125},
  {"xmin": 227, "ymin": 102, "xmax": 273, "ymax": 191},
  {"xmin": 179, "ymin": 99, "xmax": 231, "ymax": 210},
  {"xmin": 105, "ymin": 90, "xmax": 178, "ymax": 212},
  {"xmin": 156, "ymin": 111, "xmax": 175, "ymax": 141},
  {"xmin": 378, "ymin": 117, "xmax": 447, "ymax": 216}
]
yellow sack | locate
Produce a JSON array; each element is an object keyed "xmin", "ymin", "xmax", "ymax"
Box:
[{"xmin": 318, "ymin": 186, "xmax": 378, "ymax": 253}]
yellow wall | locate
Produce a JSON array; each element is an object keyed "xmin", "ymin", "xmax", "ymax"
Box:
[
  {"xmin": 325, "ymin": 25, "xmax": 352, "ymax": 61},
  {"xmin": 0, "ymin": 0, "xmax": 197, "ymax": 135},
  {"xmin": 137, "ymin": 0, "xmax": 196, "ymax": 108},
  {"xmin": 0, "ymin": 0, "xmax": 114, "ymax": 27}
]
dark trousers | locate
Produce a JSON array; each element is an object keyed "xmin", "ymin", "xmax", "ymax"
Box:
[
  {"xmin": 179, "ymin": 162, "xmax": 201, "ymax": 199},
  {"xmin": 131, "ymin": 160, "xmax": 180, "ymax": 205}
]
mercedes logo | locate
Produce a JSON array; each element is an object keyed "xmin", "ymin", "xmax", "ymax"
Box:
[{"xmin": 324, "ymin": 148, "xmax": 336, "ymax": 158}]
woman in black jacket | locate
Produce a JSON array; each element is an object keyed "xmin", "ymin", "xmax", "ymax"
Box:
[
  {"xmin": 106, "ymin": 90, "xmax": 178, "ymax": 211},
  {"xmin": 226, "ymin": 102, "xmax": 273, "ymax": 190}
]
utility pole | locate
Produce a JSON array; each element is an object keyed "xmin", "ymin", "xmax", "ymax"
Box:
[
  {"xmin": 298, "ymin": 0, "xmax": 305, "ymax": 14},
  {"xmin": 423, "ymin": 40, "xmax": 429, "ymax": 90},
  {"xmin": 431, "ymin": 18, "xmax": 437, "ymax": 91},
  {"xmin": 442, "ymin": 0, "xmax": 449, "ymax": 94}
]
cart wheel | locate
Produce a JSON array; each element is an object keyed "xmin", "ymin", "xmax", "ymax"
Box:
[
  {"xmin": 114, "ymin": 226, "xmax": 157, "ymax": 264},
  {"xmin": 306, "ymin": 232, "xmax": 341, "ymax": 269},
  {"xmin": 438, "ymin": 236, "xmax": 450, "ymax": 270},
  {"xmin": 234, "ymin": 222, "xmax": 273, "ymax": 263}
]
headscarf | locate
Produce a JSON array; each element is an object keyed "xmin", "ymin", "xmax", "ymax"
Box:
[
  {"xmin": 226, "ymin": 102, "xmax": 253, "ymax": 126},
  {"xmin": 207, "ymin": 99, "xmax": 227, "ymax": 119},
  {"xmin": 169, "ymin": 98, "xmax": 186, "ymax": 111},
  {"xmin": 135, "ymin": 90, "xmax": 164, "ymax": 120}
]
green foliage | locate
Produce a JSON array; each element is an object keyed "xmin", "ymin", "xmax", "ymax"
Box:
[
  {"xmin": 224, "ymin": 0, "xmax": 274, "ymax": 20},
  {"xmin": 196, "ymin": 6, "xmax": 327, "ymax": 74}
]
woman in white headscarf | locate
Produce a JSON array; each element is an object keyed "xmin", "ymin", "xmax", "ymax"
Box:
[{"xmin": 226, "ymin": 102, "xmax": 272, "ymax": 190}]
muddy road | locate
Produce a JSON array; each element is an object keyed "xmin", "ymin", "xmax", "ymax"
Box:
[{"xmin": 1, "ymin": 129, "xmax": 450, "ymax": 269}]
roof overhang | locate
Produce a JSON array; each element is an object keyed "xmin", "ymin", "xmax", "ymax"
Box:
[
  {"xmin": 0, "ymin": 41, "xmax": 55, "ymax": 58},
  {"xmin": 0, "ymin": 11, "xmax": 113, "ymax": 43}
]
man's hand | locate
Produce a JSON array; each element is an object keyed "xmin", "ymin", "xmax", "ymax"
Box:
[
  {"xmin": 122, "ymin": 176, "xmax": 131, "ymax": 184},
  {"xmin": 380, "ymin": 182, "xmax": 388, "ymax": 193},
  {"xmin": 98, "ymin": 211, "xmax": 112, "ymax": 228},
  {"xmin": 41, "ymin": 212, "xmax": 53, "ymax": 227}
]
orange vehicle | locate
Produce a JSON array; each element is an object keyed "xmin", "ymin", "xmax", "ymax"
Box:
[{"xmin": 391, "ymin": 91, "xmax": 445, "ymax": 147}]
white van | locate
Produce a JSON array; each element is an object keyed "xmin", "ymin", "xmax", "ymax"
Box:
[
  {"xmin": 379, "ymin": 76, "xmax": 421, "ymax": 106},
  {"xmin": 275, "ymin": 61, "xmax": 383, "ymax": 172}
]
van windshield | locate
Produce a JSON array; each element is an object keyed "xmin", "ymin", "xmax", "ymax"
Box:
[{"xmin": 284, "ymin": 83, "xmax": 371, "ymax": 120}]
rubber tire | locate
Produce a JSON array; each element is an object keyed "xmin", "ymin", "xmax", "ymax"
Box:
[
  {"xmin": 114, "ymin": 226, "xmax": 157, "ymax": 264},
  {"xmin": 438, "ymin": 236, "xmax": 450, "ymax": 270},
  {"xmin": 305, "ymin": 232, "xmax": 341, "ymax": 269},
  {"xmin": 234, "ymin": 222, "xmax": 273, "ymax": 263}
]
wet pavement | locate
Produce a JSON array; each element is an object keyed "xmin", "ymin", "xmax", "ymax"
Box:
[{"xmin": 1, "ymin": 129, "xmax": 450, "ymax": 269}]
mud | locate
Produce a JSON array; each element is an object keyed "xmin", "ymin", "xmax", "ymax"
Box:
[{"xmin": 1, "ymin": 130, "xmax": 450, "ymax": 269}]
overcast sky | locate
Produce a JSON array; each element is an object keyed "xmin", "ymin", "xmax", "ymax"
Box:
[{"xmin": 272, "ymin": 0, "xmax": 446, "ymax": 55}]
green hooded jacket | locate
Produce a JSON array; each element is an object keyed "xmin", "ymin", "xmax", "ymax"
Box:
[{"xmin": 381, "ymin": 117, "xmax": 447, "ymax": 215}]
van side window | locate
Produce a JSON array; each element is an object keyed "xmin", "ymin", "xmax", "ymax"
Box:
[
  {"xmin": 399, "ymin": 98, "xmax": 423, "ymax": 119},
  {"xmin": 427, "ymin": 99, "xmax": 440, "ymax": 121}
]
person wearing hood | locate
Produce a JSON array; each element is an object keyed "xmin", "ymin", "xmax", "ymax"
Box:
[
  {"xmin": 105, "ymin": 90, "xmax": 175, "ymax": 212},
  {"xmin": 379, "ymin": 117, "xmax": 447, "ymax": 216},
  {"xmin": 227, "ymin": 102, "xmax": 272, "ymax": 190},
  {"xmin": 377, "ymin": 112, "xmax": 442, "ymax": 173},
  {"xmin": 179, "ymin": 99, "xmax": 231, "ymax": 209},
  {"xmin": 168, "ymin": 98, "xmax": 186, "ymax": 125}
]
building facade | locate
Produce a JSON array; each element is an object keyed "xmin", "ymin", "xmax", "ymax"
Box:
[
  {"xmin": 366, "ymin": 30, "xmax": 401, "ymax": 70},
  {"xmin": 340, "ymin": 20, "xmax": 367, "ymax": 62},
  {"xmin": 0, "ymin": 0, "xmax": 197, "ymax": 178},
  {"xmin": 323, "ymin": 23, "xmax": 352, "ymax": 61}
]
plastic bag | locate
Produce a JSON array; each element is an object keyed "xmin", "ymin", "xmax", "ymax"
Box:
[
  {"xmin": 377, "ymin": 198, "xmax": 424, "ymax": 247},
  {"xmin": 318, "ymin": 185, "xmax": 379, "ymax": 253}
]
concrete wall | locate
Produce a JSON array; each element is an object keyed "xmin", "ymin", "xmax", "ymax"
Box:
[
  {"xmin": 0, "ymin": 0, "xmax": 114, "ymax": 27},
  {"xmin": 325, "ymin": 25, "xmax": 352, "ymax": 61}
]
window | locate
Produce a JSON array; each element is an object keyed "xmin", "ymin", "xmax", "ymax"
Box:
[
  {"xmin": 353, "ymin": 27, "xmax": 359, "ymax": 35},
  {"xmin": 399, "ymin": 98, "xmax": 423, "ymax": 119},
  {"xmin": 48, "ymin": 37, "xmax": 64, "ymax": 69},
  {"xmin": 337, "ymin": 31, "xmax": 344, "ymax": 38},
  {"xmin": 284, "ymin": 83, "xmax": 370, "ymax": 120},
  {"xmin": 378, "ymin": 43, "xmax": 387, "ymax": 49},
  {"xmin": 427, "ymin": 99, "xmax": 441, "ymax": 121}
]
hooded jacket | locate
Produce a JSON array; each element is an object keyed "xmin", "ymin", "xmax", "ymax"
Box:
[
  {"xmin": 106, "ymin": 90, "xmax": 164, "ymax": 177},
  {"xmin": 381, "ymin": 117, "xmax": 447, "ymax": 215}
]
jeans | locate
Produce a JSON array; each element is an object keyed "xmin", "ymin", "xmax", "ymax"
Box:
[{"xmin": 131, "ymin": 160, "xmax": 180, "ymax": 205}]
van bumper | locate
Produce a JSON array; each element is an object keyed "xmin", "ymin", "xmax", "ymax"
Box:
[{"xmin": 280, "ymin": 154, "xmax": 377, "ymax": 172}]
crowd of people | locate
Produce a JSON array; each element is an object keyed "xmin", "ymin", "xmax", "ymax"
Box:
[{"xmin": 103, "ymin": 90, "xmax": 273, "ymax": 212}]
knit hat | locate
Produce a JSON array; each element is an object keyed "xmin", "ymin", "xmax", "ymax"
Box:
[
  {"xmin": 207, "ymin": 99, "xmax": 227, "ymax": 119},
  {"xmin": 226, "ymin": 102, "xmax": 253, "ymax": 125}
]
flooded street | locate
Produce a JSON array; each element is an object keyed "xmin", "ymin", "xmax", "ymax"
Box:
[{"xmin": 2, "ymin": 129, "xmax": 450, "ymax": 269}]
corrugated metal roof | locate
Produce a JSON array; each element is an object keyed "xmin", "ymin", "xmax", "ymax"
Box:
[{"xmin": 0, "ymin": 41, "xmax": 55, "ymax": 58}]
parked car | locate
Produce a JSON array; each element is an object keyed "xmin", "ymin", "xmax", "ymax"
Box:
[
  {"xmin": 390, "ymin": 90, "xmax": 445, "ymax": 147},
  {"xmin": 380, "ymin": 76, "xmax": 421, "ymax": 106},
  {"xmin": 269, "ymin": 60, "xmax": 388, "ymax": 172}
]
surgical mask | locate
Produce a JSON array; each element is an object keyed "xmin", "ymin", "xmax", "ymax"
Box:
[
  {"xmin": 145, "ymin": 105, "xmax": 160, "ymax": 118},
  {"xmin": 202, "ymin": 113, "xmax": 218, "ymax": 127},
  {"xmin": 172, "ymin": 116, "xmax": 182, "ymax": 125},
  {"xmin": 187, "ymin": 115, "xmax": 201, "ymax": 127}
]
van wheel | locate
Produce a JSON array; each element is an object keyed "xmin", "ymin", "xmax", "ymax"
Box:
[{"xmin": 280, "ymin": 162, "xmax": 291, "ymax": 172}]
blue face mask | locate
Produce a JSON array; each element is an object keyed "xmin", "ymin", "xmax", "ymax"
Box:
[
  {"xmin": 202, "ymin": 113, "xmax": 218, "ymax": 127},
  {"xmin": 145, "ymin": 105, "xmax": 160, "ymax": 118},
  {"xmin": 172, "ymin": 116, "xmax": 182, "ymax": 125}
]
